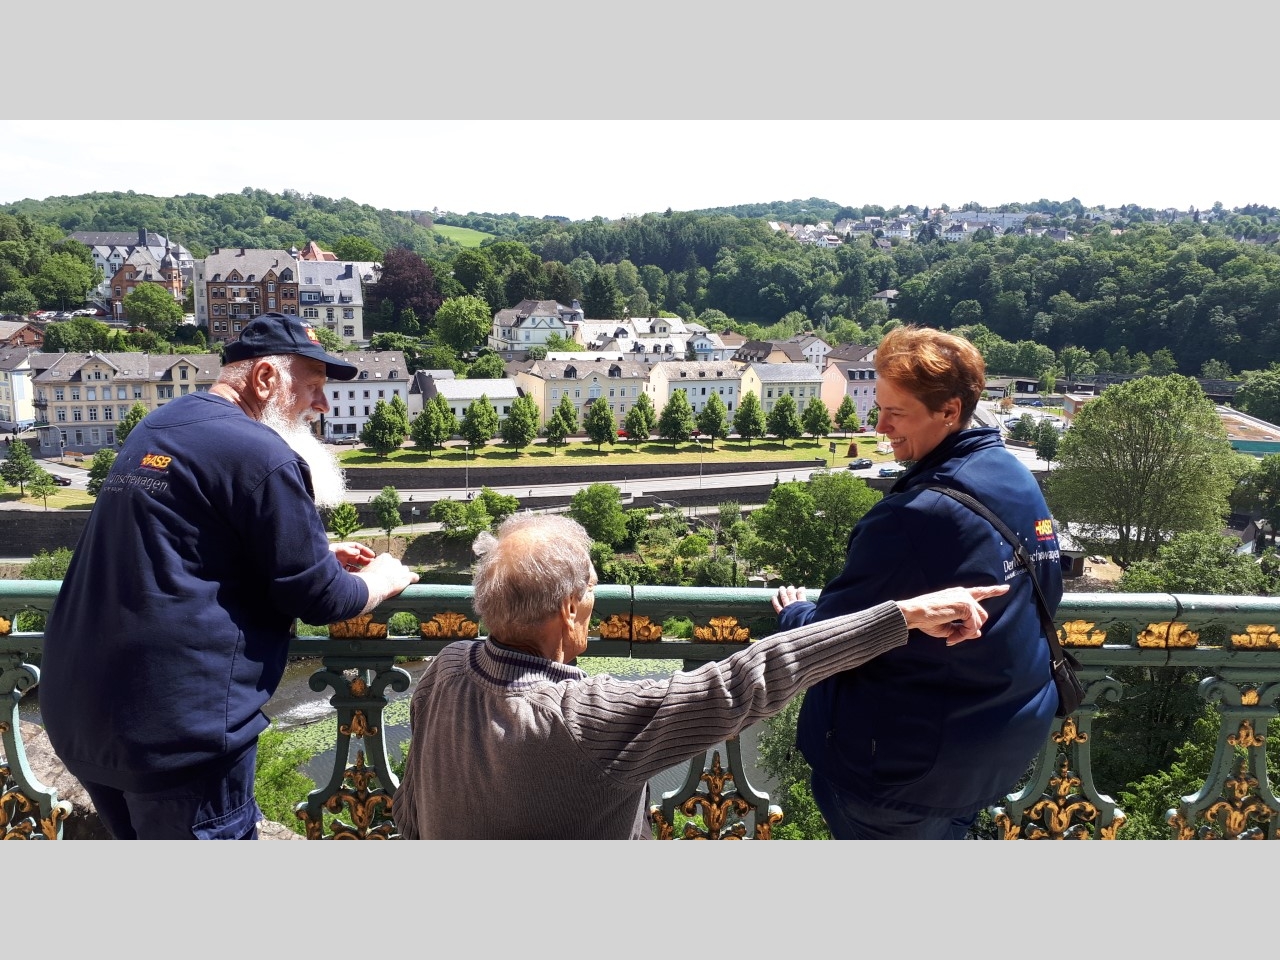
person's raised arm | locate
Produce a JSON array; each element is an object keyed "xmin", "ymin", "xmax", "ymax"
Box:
[{"xmin": 895, "ymin": 584, "xmax": 1009, "ymax": 646}]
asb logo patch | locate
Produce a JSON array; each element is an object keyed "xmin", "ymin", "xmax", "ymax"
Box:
[
  {"xmin": 140, "ymin": 453, "xmax": 173, "ymax": 471},
  {"xmin": 304, "ymin": 324, "xmax": 320, "ymax": 344},
  {"xmin": 1034, "ymin": 518, "xmax": 1055, "ymax": 541}
]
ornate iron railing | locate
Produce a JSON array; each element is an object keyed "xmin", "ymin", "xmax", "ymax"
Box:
[{"xmin": 4, "ymin": 581, "xmax": 1280, "ymax": 840}]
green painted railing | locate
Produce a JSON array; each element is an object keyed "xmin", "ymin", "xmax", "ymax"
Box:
[{"xmin": 5, "ymin": 581, "xmax": 1280, "ymax": 839}]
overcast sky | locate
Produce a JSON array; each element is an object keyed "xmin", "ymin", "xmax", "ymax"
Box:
[{"xmin": 3, "ymin": 119, "xmax": 1275, "ymax": 223}]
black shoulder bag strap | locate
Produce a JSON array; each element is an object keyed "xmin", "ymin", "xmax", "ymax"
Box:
[{"xmin": 923, "ymin": 485, "xmax": 1081, "ymax": 680}]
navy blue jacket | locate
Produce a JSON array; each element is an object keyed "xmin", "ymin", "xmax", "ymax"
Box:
[
  {"xmin": 780, "ymin": 427, "xmax": 1062, "ymax": 816},
  {"xmin": 39, "ymin": 392, "xmax": 368, "ymax": 791}
]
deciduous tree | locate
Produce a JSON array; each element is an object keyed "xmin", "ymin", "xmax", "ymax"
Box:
[
  {"xmin": 657, "ymin": 389, "xmax": 695, "ymax": 445},
  {"xmin": 1046, "ymin": 375, "xmax": 1239, "ymax": 567},
  {"xmin": 1, "ymin": 437, "xmax": 41, "ymax": 495},
  {"xmin": 115, "ymin": 401, "xmax": 149, "ymax": 446},
  {"xmin": 434, "ymin": 295, "xmax": 492, "ymax": 354},
  {"xmin": 623, "ymin": 402, "xmax": 651, "ymax": 444},
  {"xmin": 834, "ymin": 394, "xmax": 858, "ymax": 436},
  {"xmin": 86, "ymin": 448, "xmax": 115, "ymax": 496},
  {"xmin": 460, "ymin": 394, "xmax": 499, "ymax": 450},
  {"xmin": 766, "ymin": 393, "xmax": 804, "ymax": 446},
  {"xmin": 569, "ymin": 483, "xmax": 628, "ymax": 547},
  {"xmin": 543, "ymin": 409, "xmax": 572, "ymax": 452},
  {"xmin": 733, "ymin": 391, "xmax": 767, "ymax": 447},
  {"xmin": 371, "ymin": 485, "xmax": 402, "ymax": 550},
  {"xmin": 696, "ymin": 392, "xmax": 729, "ymax": 449},
  {"xmin": 327, "ymin": 501, "xmax": 361, "ymax": 540},
  {"xmin": 360, "ymin": 399, "xmax": 406, "ymax": 458},
  {"xmin": 466, "ymin": 352, "xmax": 506, "ymax": 379},
  {"xmin": 366, "ymin": 247, "xmax": 442, "ymax": 331},
  {"xmin": 497, "ymin": 394, "xmax": 537, "ymax": 451},
  {"xmin": 122, "ymin": 283, "xmax": 183, "ymax": 338},
  {"xmin": 801, "ymin": 397, "xmax": 833, "ymax": 445},
  {"xmin": 410, "ymin": 394, "xmax": 458, "ymax": 458},
  {"xmin": 556, "ymin": 394, "xmax": 578, "ymax": 434},
  {"xmin": 1035, "ymin": 420, "xmax": 1060, "ymax": 468},
  {"xmin": 744, "ymin": 471, "xmax": 882, "ymax": 586},
  {"xmin": 583, "ymin": 397, "xmax": 616, "ymax": 450}
]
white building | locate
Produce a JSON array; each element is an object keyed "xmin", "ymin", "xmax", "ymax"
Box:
[
  {"xmin": 298, "ymin": 261, "xmax": 367, "ymax": 344},
  {"xmin": 646, "ymin": 360, "xmax": 743, "ymax": 418},
  {"xmin": 323, "ymin": 351, "xmax": 410, "ymax": 441}
]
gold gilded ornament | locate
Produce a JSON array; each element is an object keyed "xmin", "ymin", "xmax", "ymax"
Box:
[
  {"xmin": 419, "ymin": 611, "xmax": 478, "ymax": 638},
  {"xmin": 1059, "ymin": 619, "xmax": 1105, "ymax": 647},
  {"xmin": 328, "ymin": 614, "xmax": 387, "ymax": 638},
  {"xmin": 1231, "ymin": 625, "xmax": 1280, "ymax": 650},
  {"xmin": 692, "ymin": 616, "xmax": 751, "ymax": 642},
  {"xmin": 596, "ymin": 614, "xmax": 663, "ymax": 641},
  {"xmin": 1136, "ymin": 621, "xmax": 1198, "ymax": 648}
]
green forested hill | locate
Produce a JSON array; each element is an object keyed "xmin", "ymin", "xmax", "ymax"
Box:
[
  {"xmin": 0, "ymin": 188, "xmax": 454, "ymax": 260},
  {"xmin": 9, "ymin": 188, "xmax": 1280, "ymax": 392}
]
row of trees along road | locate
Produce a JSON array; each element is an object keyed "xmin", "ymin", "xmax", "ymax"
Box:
[{"xmin": 354, "ymin": 383, "xmax": 845, "ymax": 459}]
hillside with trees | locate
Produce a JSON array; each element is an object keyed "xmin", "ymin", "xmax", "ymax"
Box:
[{"xmin": 9, "ymin": 189, "xmax": 1280, "ymax": 393}]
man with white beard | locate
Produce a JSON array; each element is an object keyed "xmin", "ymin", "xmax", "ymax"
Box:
[{"xmin": 40, "ymin": 312, "xmax": 419, "ymax": 839}]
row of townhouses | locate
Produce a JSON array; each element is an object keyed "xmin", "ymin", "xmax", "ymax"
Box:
[
  {"xmin": 192, "ymin": 246, "xmax": 379, "ymax": 347},
  {"xmin": 771, "ymin": 211, "xmax": 1075, "ymax": 245},
  {"xmin": 4, "ymin": 287, "xmax": 883, "ymax": 451}
]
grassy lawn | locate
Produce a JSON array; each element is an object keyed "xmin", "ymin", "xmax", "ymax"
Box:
[
  {"xmin": 339, "ymin": 434, "xmax": 892, "ymax": 469},
  {"xmin": 0, "ymin": 488, "xmax": 94, "ymax": 509},
  {"xmin": 431, "ymin": 224, "xmax": 493, "ymax": 247}
]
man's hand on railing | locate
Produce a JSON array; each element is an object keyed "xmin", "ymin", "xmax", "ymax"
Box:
[{"xmin": 896, "ymin": 584, "xmax": 1010, "ymax": 646}]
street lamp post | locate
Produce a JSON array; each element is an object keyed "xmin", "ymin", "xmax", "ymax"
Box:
[
  {"xmin": 697, "ymin": 437, "xmax": 704, "ymax": 489},
  {"xmin": 464, "ymin": 443, "xmax": 471, "ymax": 499}
]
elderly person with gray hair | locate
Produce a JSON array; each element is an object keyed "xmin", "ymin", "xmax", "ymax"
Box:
[{"xmin": 394, "ymin": 514, "xmax": 1007, "ymax": 840}]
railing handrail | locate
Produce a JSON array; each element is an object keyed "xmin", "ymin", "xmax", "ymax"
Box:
[{"xmin": 7, "ymin": 581, "xmax": 1280, "ymax": 839}]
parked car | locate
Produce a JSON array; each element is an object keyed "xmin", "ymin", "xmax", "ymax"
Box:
[
  {"xmin": 847, "ymin": 457, "xmax": 873, "ymax": 470},
  {"xmin": 878, "ymin": 464, "xmax": 906, "ymax": 478},
  {"xmin": 52, "ymin": 475, "xmax": 72, "ymax": 486}
]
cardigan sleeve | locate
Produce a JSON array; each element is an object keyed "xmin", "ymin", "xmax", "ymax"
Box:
[{"xmin": 556, "ymin": 601, "xmax": 909, "ymax": 785}]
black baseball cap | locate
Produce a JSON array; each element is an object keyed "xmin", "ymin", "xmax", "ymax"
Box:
[{"xmin": 222, "ymin": 312, "xmax": 359, "ymax": 381}]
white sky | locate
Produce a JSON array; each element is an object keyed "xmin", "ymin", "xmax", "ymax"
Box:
[{"xmin": 3, "ymin": 119, "xmax": 1273, "ymax": 223}]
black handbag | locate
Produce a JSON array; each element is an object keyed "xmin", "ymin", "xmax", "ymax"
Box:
[{"xmin": 925, "ymin": 486, "xmax": 1085, "ymax": 718}]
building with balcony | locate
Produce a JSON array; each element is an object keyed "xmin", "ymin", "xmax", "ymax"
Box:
[
  {"xmin": 323, "ymin": 351, "xmax": 409, "ymax": 441},
  {"xmin": 571, "ymin": 316, "xmax": 695, "ymax": 362},
  {"xmin": 193, "ymin": 248, "xmax": 300, "ymax": 346},
  {"xmin": 0, "ymin": 346, "xmax": 38, "ymax": 432},
  {"xmin": 686, "ymin": 327, "xmax": 737, "ymax": 362},
  {"xmin": 298, "ymin": 261, "xmax": 366, "ymax": 345},
  {"xmin": 489, "ymin": 299, "xmax": 584, "ymax": 360},
  {"xmin": 30, "ymin": 351, "xmax": 221, "ymax": 454}
]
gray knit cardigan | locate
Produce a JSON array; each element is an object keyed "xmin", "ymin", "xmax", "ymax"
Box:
[{"xmin": 394, "ymin": 600, "xmax": 907, "ymax": 839}]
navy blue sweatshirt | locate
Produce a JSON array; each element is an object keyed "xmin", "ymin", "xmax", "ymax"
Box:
[
  {"xmin": 780, "ymin": 428, "xmax": 1062, "ymax": 816},
  {"xmin": 40, "ymin": 391, "xmax": 368, "ymax": 791}
]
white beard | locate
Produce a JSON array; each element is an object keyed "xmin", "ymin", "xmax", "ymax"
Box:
[{"xmin": 260, "ymin": 402, "xmax": 348, "ymax": 510}]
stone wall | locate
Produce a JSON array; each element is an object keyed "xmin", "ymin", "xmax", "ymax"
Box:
[{"xmin": 0, "ymin": 459, "xmax": 819, "ymax": 557}]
